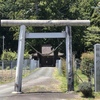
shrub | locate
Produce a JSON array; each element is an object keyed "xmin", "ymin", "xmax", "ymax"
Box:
[
  {"xmin": 81, "ymin": 52, "xmax": 94, "ymax": 82},
  {"xmin": 1, "ymin": 50, "xmax": 17, "ymax": 61},
  {"xmin": 1, "ymin": 50, "xmax": 30, "ymax": 60},
  {"xmin": 61, "ymin": 58, "xmax": 66, "ymax": 76},
  {"xmin": 0, "ymin": 67, "xmax": 2, "ymax": 70},
  {"xmin": 79, "ymin": 82, "xmax": 93, "ymax": 97},
  {"xmin": 6, "ymin": 66, "xmax": 10, "ymax": 70},
  {"xmin": 24, "ymin": 52, "xmax": 30, "ymax": 59}
]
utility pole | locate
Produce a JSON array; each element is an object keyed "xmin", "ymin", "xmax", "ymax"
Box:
[
  {"xmin": 2, "ymin": 36, "xmax": 5, "ymax": 75},
  {"xmin": 2, "ymin": 36, "xmax": 5, "ymax": 52}
]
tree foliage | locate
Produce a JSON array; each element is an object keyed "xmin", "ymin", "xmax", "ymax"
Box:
[
  {"xmin": 0, "ymin": 0, "xmax": 99, "ymax": 57},
  {"xmin": 1, "ymin": 50, "xmax": 30, "ymax": 60},
  {"xmin": 1, "ymin": 50, "xmax": 17, "ymax": 60},
  {"xmin": 84, "ymin": 2, "xmax": 100, "ymax": 51}
]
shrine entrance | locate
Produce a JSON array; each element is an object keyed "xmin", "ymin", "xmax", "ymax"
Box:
[{"xmin": 0, "ymin": 20, "xmax": 90, "ymax": 93}]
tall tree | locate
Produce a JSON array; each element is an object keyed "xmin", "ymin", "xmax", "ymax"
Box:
[
  {"xmin": 0, "ymin": 0, "xmax": 98, "ymax": 58},
  {"xmin": 84, "ymin": 1, "xmax": 100, "ymax": 51},
  {"xmin": 69, "ymin": 0, "xmax": 95, "ymax": 57}
]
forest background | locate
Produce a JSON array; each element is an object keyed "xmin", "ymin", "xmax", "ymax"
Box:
[{"xmin": 0, "ymin": 0, "xmax": 100, "ymax": 58}]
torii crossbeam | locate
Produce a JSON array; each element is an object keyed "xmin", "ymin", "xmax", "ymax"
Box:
[{"xmin": 0, "ymin": 20, "xmax": 90, "ymax": 26}]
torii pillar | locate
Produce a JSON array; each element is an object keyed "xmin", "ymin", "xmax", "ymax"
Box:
[
  {"xmin": 14, "ymin": 25, "xmax": 26, "ymax": 93},
  {"xmin": 66, "ymin": 26, "xmax": 74, "ymax": 91},
  {"xmin": 0, "ymin": 20, "xmax": 90, "ymax": 93}
]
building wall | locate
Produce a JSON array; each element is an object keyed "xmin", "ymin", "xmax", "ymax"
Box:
[{"xmin": 41, "ymin": 56, "xmax": 54, "ymax": 67}]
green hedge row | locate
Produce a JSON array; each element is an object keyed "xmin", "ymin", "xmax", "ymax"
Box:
[{"xmin": 1, "ymin": 50, "xmax": 30, "ymax": 60}]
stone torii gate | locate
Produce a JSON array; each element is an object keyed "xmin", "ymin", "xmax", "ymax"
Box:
[{"xmin": 0, "ymin": 20, "xmax": 90, "ymax": 93}]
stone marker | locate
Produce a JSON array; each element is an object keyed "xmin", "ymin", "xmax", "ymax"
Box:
[{"xmin": 94, "ymin": 44, "xmax": 100, "ymax": 92}]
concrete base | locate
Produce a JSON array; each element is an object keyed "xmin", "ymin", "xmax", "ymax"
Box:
[{"xmin": 12, "ymin": 91, "xmax": 22, "ymax": 94}]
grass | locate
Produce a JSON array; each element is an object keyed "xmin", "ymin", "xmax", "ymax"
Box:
[
  {"xmin": 53, "ymin": 66, "xmax": 100, "ymax": 100},
  {"xmin": 74, "ymin": 69, "xmax": 100, "ymax": 100},
  {"xmin": 53, "ymin": 67, "xmax": 67, "ymax": 92},
  {"xmin": 74, "ymin": 69, "xmax": 94, "ymax": 91},
  {"xmin": 74, "ymin": 69, "xmax": 88, "ymax": 90}
]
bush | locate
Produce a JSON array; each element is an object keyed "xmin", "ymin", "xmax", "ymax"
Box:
[
  {"xmin": 24, "ymin": 52, "xmax": 30, "ymax": 59},
  {"xmin": 61, "ymin": 58, "xmax": 66, "ymax": 76},
  {"xmin": 81, "ymin": 52, "xmax": 94, "ymax": 82},
  {"xmin": 1, "ymin": 50, "xmax": 30, "ymax": 60},
  {"xmin": 1, "ymin": 50, "xmax": 17, "ymax": 61},
  {"xmin": 79, "ymin": 82, "xmax": 93, "ymax": 97},
  {"xmin": 0, "ymin": 67, "xmax": 2, "ymax": 70},
  {"xmin": 6, "ymin": 66, "xmax": 10, "ymax": 70}
]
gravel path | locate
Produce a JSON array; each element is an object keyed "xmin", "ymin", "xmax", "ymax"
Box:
[
  {"xmin": 0, "ymin": 67, "xmax": 80, "ymax": 100},
  {"xmin": 0, "ymin": 67, "xmax": 53, "ymax": 96}
]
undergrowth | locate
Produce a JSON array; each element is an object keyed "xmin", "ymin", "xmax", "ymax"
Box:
[{"xmin": 53, "ymin": 67, "xmax": 67, "ymax": 92}]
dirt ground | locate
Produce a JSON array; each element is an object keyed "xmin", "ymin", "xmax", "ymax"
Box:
[
  {"xmin": 0, "ymin": 92, "xmax": 81, "ymax": 100},
  {"xmin": 0, "ymin": 70, "xmax": 15, "ymax": 76},
  {"xmin": 0, "ymin": 70, "xmax": 15, "ymax": 84}
]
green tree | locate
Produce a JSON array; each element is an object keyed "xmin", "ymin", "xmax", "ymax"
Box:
[
  {"xmin": 69, "ymin": 0, "xmax": 94, "ymax": 57},
  {"xmin": 0, "ymin": 0, "xmax": 18, "ymax": 53},
  {"xmin": 0, "ymin": 0, "xmax": 98, "ymax": 58},
  {"xmin": 84, "ymin": 2, "xmax": 100, "ymax": 51},
  {"xmin": 91, "ymin": 2, "xmax": 100, "ymax": 26}
]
